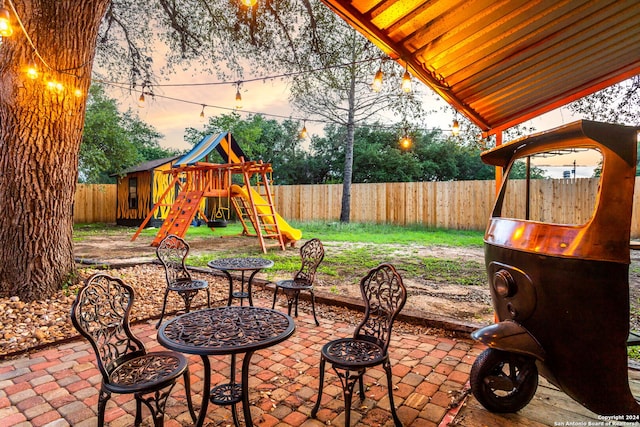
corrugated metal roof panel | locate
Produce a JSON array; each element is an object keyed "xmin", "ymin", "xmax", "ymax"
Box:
[{"xmin": 320, "ymin": 0, "xmax": 640, "ymax": 134}]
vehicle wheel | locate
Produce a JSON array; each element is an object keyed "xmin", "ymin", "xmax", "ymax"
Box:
[{"xmin": 470, "ymin": 348, "xmax": 538, "ymax": 413}]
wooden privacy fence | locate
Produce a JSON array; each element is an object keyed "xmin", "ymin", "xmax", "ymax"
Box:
[
  {"xmin": 74, "ymin": 178, "xmax": 640, "ymax": 238},
  {"xmin": 74, "ymin": 184, "xmax": 117, "ymax": 224}
]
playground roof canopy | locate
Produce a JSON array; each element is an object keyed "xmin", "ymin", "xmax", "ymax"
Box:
[
  {"xmin": 174, "ymin": 132, "xmax": 249, "ymax": 167},
  {"xmin": 320, "ymin": 0, "xmax": 640, "ymax": 135}
]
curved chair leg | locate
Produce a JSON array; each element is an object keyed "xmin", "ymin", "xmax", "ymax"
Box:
[
  {"xmin": 179, "ymin": 290, "xmax": 198, "ymax": 314},
  {"xmin": 138, "ymin": 382, "xmax": 175, "ymax": 427},
  {"xmin": 337, "ymin": 368, "xmax": 361, "ymax": 427},
  {"xmin": 271, "ymin": 285, "xmax": 279, "ymax": 309},
  {"xmin": 97, "ymin": 388, "xmax": 110, "ymax": 427},
  {"xmin": 183, "ymin": 370, "xmax": 197, "ymax": 422},
  {"xmin": 311, "ymin": 356, "xmax": 327, "ymax": 418},
  {"xmin": 156, "ymin": 289, "xmax": 170, "ymax": 329},
  {"xmin": 358, "ymin": 374, "xmax": 365, "ymax": 401},
  {"xmin": 309, "ymin": 290, "xmax": 319, "ymax": 326},
  {"xmin": 285, "ymin": 289, "xmax": 297, "ymax": 317},
  {"xmin": 383, "ymin": 359, "xmax": 403, "ymax": 427}
]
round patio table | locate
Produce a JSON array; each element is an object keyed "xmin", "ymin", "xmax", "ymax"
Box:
[
  {"xmin": 158, "ymin": 306, "xmax": 295, "ymax": 427},
  {"xmin": 208, "ymin": 257, "xmax": 274, "ymax": 306}
]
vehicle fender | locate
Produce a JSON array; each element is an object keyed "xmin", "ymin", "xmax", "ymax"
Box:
[{"xmin": 471, "ymin": 320, "xmax": 546, "ymax": 362}]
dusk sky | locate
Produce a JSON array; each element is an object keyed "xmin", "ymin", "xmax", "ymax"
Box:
[{"xmin": 105, "ymin": 76, "xmax": 581, "ymax": 154}]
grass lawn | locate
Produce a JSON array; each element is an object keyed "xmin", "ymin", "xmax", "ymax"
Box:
[{"xmin": 75, "ymin": 221, "xmax": 486, "ymax": 282}]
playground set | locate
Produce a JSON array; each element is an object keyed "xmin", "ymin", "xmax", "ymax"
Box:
[{"xmin": 131, "ymin": 132, "xmax": 301, "ymax": 253}]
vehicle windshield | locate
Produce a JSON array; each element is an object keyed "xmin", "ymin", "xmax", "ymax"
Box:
[{"xmin": 498, "ymin": 147, "xmax": 603, "ymax": 226}]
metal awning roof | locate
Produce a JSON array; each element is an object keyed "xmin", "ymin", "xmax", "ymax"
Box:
[{"xmin": 319, "ymin": 0, "xmax": 640, "ymax": 135}]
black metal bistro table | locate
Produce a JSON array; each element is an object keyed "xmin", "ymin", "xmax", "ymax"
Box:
[
  {"xmin": 158, "ymin": 306, "xmax": 295, "ymax": 427},
  {"xmin": 208, "ymin": 257, "xmax": 274, "ymax": 306}
]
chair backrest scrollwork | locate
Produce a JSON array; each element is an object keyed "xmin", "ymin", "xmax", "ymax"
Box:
[
  {"xmin": 157, "ymin": 234, "xmax": 193, "ymax": 285},
  {"xmin": 294, "ymin": 238, "xmax": 325, "ymax": 284},
  {"xmin": 354, "ymin": 264, "xmax": 407, "ymax": 352},
  {"xmin": 70, "ymin": 273, "xmax": 146, "ymax": 382}
]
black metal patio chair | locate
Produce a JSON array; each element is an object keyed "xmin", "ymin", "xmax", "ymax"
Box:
[
  {"xmin": 156, "ymin": 234, "xmax": 210, "ymax": 328},
  {"xmin": 311, "ymin": 263, "xmax": 407, "ymax": 427},
  {"xmin": 271, "ymin": 238, "xmax": 324, "ymax": 325},
  {"xmin": 70, "ymin": 273, "xmax": 197, "ymax": 427}
]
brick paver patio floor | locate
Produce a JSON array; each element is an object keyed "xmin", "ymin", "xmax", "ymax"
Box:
[{"xmin": 0, "ymin": 296, "xmax": 484, "ymax": 427}]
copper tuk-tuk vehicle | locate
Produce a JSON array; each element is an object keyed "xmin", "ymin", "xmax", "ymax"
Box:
[{"xmin": 470, "ymin": 120, "xmax": 640, "ymax": 415}]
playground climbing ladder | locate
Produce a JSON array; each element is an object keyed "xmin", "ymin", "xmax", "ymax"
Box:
[
  {"xmin": 232, "ymin": 162, "xmax": 285, "ymax": 251},
  {"xmin": 150, "ymin": 191, "xmax": 204, "ymax": 246}
]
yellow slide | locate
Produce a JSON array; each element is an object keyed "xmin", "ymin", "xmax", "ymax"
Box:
[{"xmin": 231, "ymin": 184, "xmax": 302, "ymax": 242}]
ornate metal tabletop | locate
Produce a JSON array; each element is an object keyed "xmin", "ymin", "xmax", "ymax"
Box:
[
  {"xmin": 158, "ymin": 306, "xmax": 295, "ymax": 355},
  {"xmin": 158, "ymin": 306, "xmax": 295, "ymax": 427},
  {"xmin": 207, "ymin": 257, "xmax": 274, "ymax": 272},
  {"xmin": 207, "ymin": 257, "xmax": 274, "ymax": 306}
]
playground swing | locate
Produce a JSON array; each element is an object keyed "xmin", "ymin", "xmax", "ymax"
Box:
[{"xmin": 207, "ymin": 168, "xmax": 230, "ymax": 228}]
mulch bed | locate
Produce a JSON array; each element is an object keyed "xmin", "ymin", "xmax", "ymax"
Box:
[{"xmin": 0, "ymin": 262, "xmax": 464, "ymax": 360}]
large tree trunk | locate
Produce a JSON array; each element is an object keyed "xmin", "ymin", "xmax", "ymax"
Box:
[{"xmin": 0, "ymin": 1, "xmax": 109, "ymax": 301}]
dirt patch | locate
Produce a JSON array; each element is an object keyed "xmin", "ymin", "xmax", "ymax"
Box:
[{"xmin": 73, "ymin": 229, "xmax": 494, "ymax": 327}]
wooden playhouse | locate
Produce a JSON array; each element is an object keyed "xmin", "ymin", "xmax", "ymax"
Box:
[{"xmin": 114, "ymin": 156, "xmax": 180, "ymax": 227}]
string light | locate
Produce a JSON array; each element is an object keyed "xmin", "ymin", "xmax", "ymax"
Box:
[
  {"xmin": 400, "ymin": 134, "xmax": 412, "ymax": 149},
  {"xmin": 46, "ymin": 79, "xmax": 64, "ymax": 94},
  {"xmin": 241, "ymin": 0, "xmax": 257, "ymax": 7},
  {"xmin": 300, "ymin": 120, "xmax": 308, "ymax": 138},
  {"xmin": 0, "ymin": 2, "xmax": 13, "ymax": 37},
  {"xmin": 199, "ymin": 105, "xmax": 206, "ymax": 121},
  {"xmin": 2, "ymin": 0, "xmax": 89, "ymax": 98},
  {"xmin": 401, "ymin": 66, "xmax": 412, "ymax": 93},
  {"xmin": 138, "ymin": 92, "xmax": 145, "ymax": 108},
  {"xmin": 25, "ymin": 59, "xmax": 38, "ymax": 79},
  {"xmin": 235, "ymin": 82, "xmax": 242, "ymax": 109},
  {"xmin": 452, "ymin": 119, "xmax": 460, "ymax": 136},
  {"xmin": 371, "ymin": 66, "xmax": 383, "ymax": 92},
  {"xmin": 101, "ymin": 79, "xmax": 459, "ymax": 141}
]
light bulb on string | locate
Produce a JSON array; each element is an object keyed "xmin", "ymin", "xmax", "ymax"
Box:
[
  {"xmin": 401, "ymin": 66, "xmax": 412, "ymax": 93},
  {"xmin": 0, "ymin": 4, "xmax": 13, "ymax": 38},
  {"xmin": 199, "ymin": 105, "xmax": 205, "ymax": 122},
  {"xmin": 399, "ymin": 134, "xmax": 412, "ymax": 149},
  {"xmin": 46, "ymin": 79, "xmax": 64, "ymax": 94},
  {"xmin": 452, "ymin": 119, "xmax": 460, "ymax": 136},
  {"xmin": 235, "ymin": 83, "xmax": 242, "ymax": 109},
  {"xmin": 371, "ymin": 67, "xmax": 383, "ymax": 92},
  {"xmin": 241, "ymin": 0, "xmax": 258, "ymax": 7},
  {"xmin": 25, "ymin": 59, "xmax": 38, "ymax": 80},
  {"xmin": 300, "ymin": 121, "xmax": 308, "ymax": 139},
  {"xmin": 138, "ymin": 92, "xmax": 145, "ymax": 108}
]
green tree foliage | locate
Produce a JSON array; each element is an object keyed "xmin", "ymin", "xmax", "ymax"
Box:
[
  {"xmin": 507, "ymin": 160, "xmax": 547, "ymax": 179},
  {"xmin": 566, "ymin": 76, "xmax": 640, "ymax": 175},
  {"xmin": 81, "ymin": 84, "xmax": 176, "ymax": 183},
  {"xmin": 185, "ymin": 114, "xmax": 498, "ymax": 184},
  {"xmin": 567, "ymin": 76, "xmax": 640, "ymax": 126},
  {"xmin": 312, "ymin": 123, "xmax": 497, "ymax": 183}
]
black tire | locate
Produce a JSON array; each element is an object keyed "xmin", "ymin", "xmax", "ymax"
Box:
[
  {"xmin": 207, "ymin": 220, "xmax": 227, "ymax": 228},
  {"xmin": 470, "ymin": 348, "xmax": 538, "ymax": 413}
]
